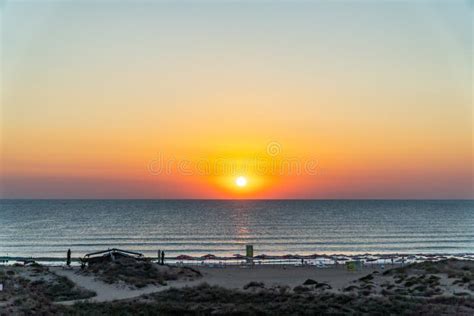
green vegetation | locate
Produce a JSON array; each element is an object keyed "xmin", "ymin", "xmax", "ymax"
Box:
[
  {"xmin": 243, "ymin": 281, "xmax": 265, "ymax": 290},
  {"xmin": 1, "ymin": 259, "xmax": 473, "ymax": 315},
  {"xmin": 0, "ymin": 265, "xmax": 95, "ymax": 315},
  {"xmin": 60, "ymin": 283, "xmax": 474, "ymax": 316},
  {"xmin": 81, "ymin": 256, "xmax": 201, "ymax": 288}
]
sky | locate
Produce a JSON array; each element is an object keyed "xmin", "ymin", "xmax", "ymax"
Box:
[{"xmin": 1, "ymin": 0, "xmax": 472, "ymax": 199}]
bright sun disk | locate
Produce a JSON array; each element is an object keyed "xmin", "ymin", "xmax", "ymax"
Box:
[{"xmin": 235, "ymin": 176, "xmax": 247, "ymax": 187}]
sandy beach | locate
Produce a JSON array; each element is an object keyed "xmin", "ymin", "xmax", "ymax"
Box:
[
  {"xmin": 48, "ymin": 264, "xmax": 385, "ymax": 304},
  {"xmin": 194, "ymin": 265, "xmax": 384, "ymax": 290},
  {"xmin": 1, "ymin": 257, "xmax": 473, "ymax": 314}
]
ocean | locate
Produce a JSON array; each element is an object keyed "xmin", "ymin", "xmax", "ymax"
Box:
[{"xmin": 1, "ymin": 200, "xmax": 473, "ymax": 259}]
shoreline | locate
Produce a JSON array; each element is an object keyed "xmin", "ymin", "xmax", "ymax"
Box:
[{"xmin": 2, "ymin": 252, "xmax": 474, "ymax": 266}]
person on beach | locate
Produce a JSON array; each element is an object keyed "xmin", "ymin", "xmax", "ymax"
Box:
[{"xmin": 66, "ymin": 249, "xmax": 71, "ymax": 266}]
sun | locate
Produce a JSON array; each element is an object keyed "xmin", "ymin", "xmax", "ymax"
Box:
[{"xmin": 235, "ymin": 176, "xmax": 247, "ymax": 187}]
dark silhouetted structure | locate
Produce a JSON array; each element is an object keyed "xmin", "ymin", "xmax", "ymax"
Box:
[{"xmin": 66, "ymin": 249, "xmax": 71, "ymax": 266}]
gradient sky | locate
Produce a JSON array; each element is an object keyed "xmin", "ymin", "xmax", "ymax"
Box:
[{"xmin": 1, "ymin": 0, "xmax": 472, "ymax": 199}]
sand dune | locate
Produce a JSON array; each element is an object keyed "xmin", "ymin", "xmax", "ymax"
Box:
[{"xmin": 50, "ymin": 264, "xmax": 385, "ymax": 304}]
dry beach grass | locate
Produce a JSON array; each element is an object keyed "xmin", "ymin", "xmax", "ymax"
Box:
[
  {"xmin": 78, "ymin": 256, "xmax": 202, "ymax": 288},
  {"xmin": 0, "ymin": 263, "xmax": 95, "ymax": 315},
  {"xmin": 0, "ymin": 259, "xmax": 473, "ymax": 315}
]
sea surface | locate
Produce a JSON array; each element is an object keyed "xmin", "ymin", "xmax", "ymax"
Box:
[{"xmin": 1, "ymin": 200, "xmax": 473, "ymax": 259}]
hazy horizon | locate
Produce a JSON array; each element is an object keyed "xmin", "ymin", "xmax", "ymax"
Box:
[{"xmin": 1, "ymin": 198, "xmax": 474, "ymax": 201}]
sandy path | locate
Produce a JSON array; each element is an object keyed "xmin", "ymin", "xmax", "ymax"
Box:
[
  {"xmin": 197, "ymin": 264, "xmax": 385, "ymax": 291},
  {"xmin": 51, "ymin": 267, "xmax": 202, "ymax": 304},
  {"xmin": 51, "ymin": 264, "xmax": 388, "ymax": 304}
]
